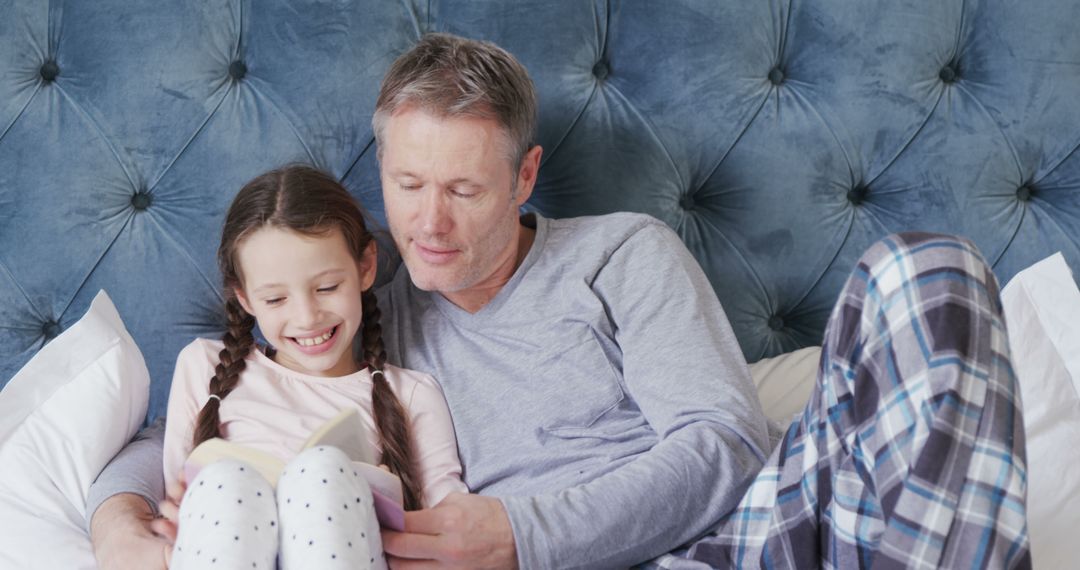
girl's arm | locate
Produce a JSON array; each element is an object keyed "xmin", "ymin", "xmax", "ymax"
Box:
[
  {"xmin": 399, "ymin": 370, "xmax": 468, "ymax": 508},
  {"xmin": 162, "ymin": 339, "xmax": 216, "ymax": 491}
]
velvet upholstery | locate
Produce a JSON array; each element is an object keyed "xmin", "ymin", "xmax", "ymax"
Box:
[{"xmin": 2, "ymin": 0, "xmax": 1078, "ymax": 422}]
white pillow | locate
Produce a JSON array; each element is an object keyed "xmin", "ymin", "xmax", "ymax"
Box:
[
  {"xmin": 1001, "ymin": 252, "xmax": 1080, "ymax": 570},
  {"xmin": 0, "ymin": 290, "xmax": 149, "ymax": 570},
  {"xmin": 749, "ymin": 345, "xmax": 820, "ymax": 427}
]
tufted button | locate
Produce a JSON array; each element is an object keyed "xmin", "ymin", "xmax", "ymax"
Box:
[
  {"xmin": 229, "ymin": 60, "xmax": 247, "ymax": 80},
  {"xmin": 1017, "ymin": 185, "xmax": 1033, "ymax": 201},
  {"xmin": 679, "ymin": 193, "xmax": 695, "ymax": 210},
  {"xmin": 768, "ymin": 66, "xmax": 785, "ymax": 85},
  {"xmin": 40, "ymin": 60, "xmax": 60, "ymax": 82},
  {"xmin": 847, "ymin": 184, "xmax": 868, "ymax": 205},
  {"xmin": 592, "ymin": 60, "xmax": 609, "ymax": 81},
  {"xmin": 767, "ymin": 315, "xmax": 784, "ymax": 331},
  {"xmin": 131, "ymin": 191, "xmax": 153, "ymax": 210},
  {"xmin": 43, "ymin": 320, "xmax": 60, "ymax": 340},
  {"xmin": 939, "ymin": 64, "xmax": 958, "ymax": 83}
]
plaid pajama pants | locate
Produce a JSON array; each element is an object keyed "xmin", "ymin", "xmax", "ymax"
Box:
[{"xmin": 652, "ymin": 233, "xmax": 1030, "ymax": 569}]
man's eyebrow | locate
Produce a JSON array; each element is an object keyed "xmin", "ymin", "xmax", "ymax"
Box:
[
  {"xmin": 446, "ymin": 178, "xmax": 482, "ymax": 188},
  {"xmin": 251, "ymin": 269, "xmax": 346, "ymax": 294},
  {"xmin": 390, "ymin": 170, "xmax": 482, "ymax": 188}
]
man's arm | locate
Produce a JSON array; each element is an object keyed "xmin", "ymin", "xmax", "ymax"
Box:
[
  {"xmin": 85, "ymin": 416, "xmax": 166, "ymax": 530},
  {"xmin": 498, "ymin": 222, "xmax": 771, "ymax": 567},
  {"xmin": 87, "ymin": 417, "xmax": 170, "ymax": 570}
]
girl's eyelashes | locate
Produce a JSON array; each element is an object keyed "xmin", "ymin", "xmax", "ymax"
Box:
[{"xmin": 261, "ymin": 283, "xmax": 340, "ymax": 306}]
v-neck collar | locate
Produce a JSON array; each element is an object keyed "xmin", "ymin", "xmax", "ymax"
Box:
[{"xmin": 430, "ymin": 212, "xmax": 547, "ymax": 325}]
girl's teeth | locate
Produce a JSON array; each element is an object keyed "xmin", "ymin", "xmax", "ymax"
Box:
[{"xmin": 297, "ymin": 329, "xmax": 333, "ymax": 346}]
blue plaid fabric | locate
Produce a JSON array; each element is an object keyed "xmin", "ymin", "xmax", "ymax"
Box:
[{"xmin": 649, "ymin": 233, "xmax": 1030, "ymax": 569}]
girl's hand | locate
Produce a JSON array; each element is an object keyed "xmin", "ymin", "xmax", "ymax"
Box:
[{"xmin": 150, "ymin": 469, "xmax": 187, "ymax": 545}]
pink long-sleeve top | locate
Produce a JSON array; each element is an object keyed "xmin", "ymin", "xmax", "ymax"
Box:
[{"xmin": 163, "ymin": 338, "xmax": 466, "ymax": 508}]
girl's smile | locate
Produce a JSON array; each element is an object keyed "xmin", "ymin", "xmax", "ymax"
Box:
[{"xmin": 288, "ymin": 324, "xmax": 340, "ymax": 354}]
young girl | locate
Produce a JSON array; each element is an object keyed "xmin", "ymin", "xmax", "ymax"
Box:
[{"xmin": 161, "ymin": 165, "xmax": 465, "ymax": 569}]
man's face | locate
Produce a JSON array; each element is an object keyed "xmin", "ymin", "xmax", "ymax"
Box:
[{"xmin": 379, "ymin": 107, "xmax": 538, "ymax": 305}]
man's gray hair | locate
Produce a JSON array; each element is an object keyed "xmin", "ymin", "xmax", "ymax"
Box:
[{"xmin": 372, "ymin": 33, "xmax": 538, "ymax": 170}]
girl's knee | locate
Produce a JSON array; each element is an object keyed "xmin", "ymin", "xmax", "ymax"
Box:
[
  {"xmin": 276, "ymin": 448, "xmax": 384, "ymax": 569},
  {"xmin": 279, "ymin": 446, "xmax": 373, "ymax": 497},
  {"xmin": 290, "ymin": 445, "xmax": 353, "ymax": 470},
  {"xmin": 183, "ymin": 459, "xmax": 275, "ymax": 503},
  {"xmin": 172, "ymin": 460, "xmax": 279, "ymax": 570}
]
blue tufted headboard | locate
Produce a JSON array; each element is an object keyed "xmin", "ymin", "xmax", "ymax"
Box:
[{"xmin": 3, "ymin": 0, "xmax": 1079, "ymax": 422}]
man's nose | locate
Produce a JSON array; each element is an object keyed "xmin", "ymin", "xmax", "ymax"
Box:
[{"xmin": 420, "ymin": 189, "xmax": 452, "ymax": 235}]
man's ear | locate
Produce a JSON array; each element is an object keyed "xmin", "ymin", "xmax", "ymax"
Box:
[
  {"xmin": 359, "ymin": 241, "xmax": 378, "ymax": 291},
  {"xmin": 514, "ymin": 145, "xmax": 543, "ymax": 207},
  {"xmin": 234, "ymin": 288, "xmax": 253, "ymax": 315}
]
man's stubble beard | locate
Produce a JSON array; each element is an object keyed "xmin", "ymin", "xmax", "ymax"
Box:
[{"xmin": 395, "ymin": 204, "xmax": 521, "ymax": 295}]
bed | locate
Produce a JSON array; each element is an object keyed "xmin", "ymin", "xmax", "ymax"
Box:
[{"xmin": 1, "ymin": 1, "xmax": 1078, "ymax": 567}]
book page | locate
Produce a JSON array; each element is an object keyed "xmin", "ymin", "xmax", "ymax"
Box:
[
  {"xmin": 302, "ymin": 408, "xmax": 378, "ymax": 465},
  {"xmin": 353, "ymin": 461, "xmax": 405, "ymax": 531},
  {"xmin": 184, "ymin": 438, "xmax": 285, "ymax": 487}
]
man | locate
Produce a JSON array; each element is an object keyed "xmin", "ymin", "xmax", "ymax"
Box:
[{"xmin": 89, "ymin": 33, "xmax": 1030, "ymax": 569}]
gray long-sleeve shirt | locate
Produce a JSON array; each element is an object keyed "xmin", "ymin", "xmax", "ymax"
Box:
[
  {"xmin": 380, "ymin": 213, "xmax": 771, "ymax": 568},
  {"xmin": 86, "ymin": 212, "xmax": 771, "ymax": 568}
]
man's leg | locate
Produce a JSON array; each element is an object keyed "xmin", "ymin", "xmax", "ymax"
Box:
[{"xmin": 684, "ymin": 233, "xmax": 1029, "ymax": 569}]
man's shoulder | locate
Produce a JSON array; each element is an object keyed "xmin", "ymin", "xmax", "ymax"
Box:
[
  {"xmin": 542, "ymin": 211, "xmax": 680, "ymax": 256},
  {"xmin": 376, "ymin": 263, "xmax": 415, "ymax": 309},
  {"xmin": 374, "ymin": 264, "xmax": 436, "ymax": 340},
  {"xmin": 546, "ymin": 211, "xmax": 665, "ymax": 235}
]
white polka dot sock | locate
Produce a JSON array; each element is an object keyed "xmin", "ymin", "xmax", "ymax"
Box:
[
  {"xmin": 277, "ymin": 446, "xmax": 387, "ymax": 570},
  {"xmin": 170, "ymin": 459, "xmax": 279, "ymax": 570}
]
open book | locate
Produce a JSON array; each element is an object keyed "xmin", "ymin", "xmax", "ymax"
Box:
[{"xmin": 183, "ymin": 408, "xmax": 405, "ymax": 530}]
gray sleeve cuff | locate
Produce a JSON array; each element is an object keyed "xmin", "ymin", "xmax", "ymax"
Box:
[
  {"xmin": 500, "ymin": 495, "xmax": 561, "ymax": 570},
  {"xmin": 84, "ymin": 416, "xmax": 167, "ymax": 533}
]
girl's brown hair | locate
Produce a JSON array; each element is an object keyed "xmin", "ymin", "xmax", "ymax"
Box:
[{"xmin": 191, "ymin": 164, "xmax": 423, "ymax": 511}]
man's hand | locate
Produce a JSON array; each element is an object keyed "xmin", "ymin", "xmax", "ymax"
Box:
[
  {"xmin": 90, "ymin": 493, "xmax": 172, "ymax": 570},
  {"xmin": 382, "ymin": 492, "xmax": 518, "ymax": 569},
  {"xmin": 151, "ymin": 469, "xmax": 188, "ymax": 543}
]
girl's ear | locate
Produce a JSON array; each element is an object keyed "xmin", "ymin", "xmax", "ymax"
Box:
[
  {"xmin": 359, "ymin": 241, "xmax": 378, "ymax": 291},
  {"xmin": 234, "ymin": 288, "xmax": 254, "ymax": 315}
]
